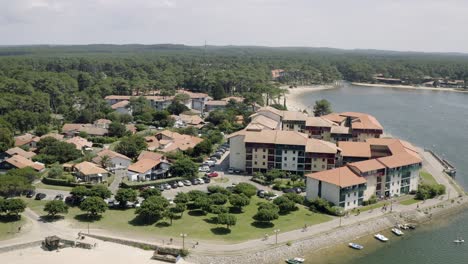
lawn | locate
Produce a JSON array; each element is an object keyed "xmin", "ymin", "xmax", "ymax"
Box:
[
  {"xmin": 24, "ymin": 196, "xmax": 331, "ymax": 242},
  {"xmin": 420, "ymin": 171, "xmax": 437, "ymax": 185},
  {"xmin": 0, "ymin": 216, "xmax": 26, "ymax": 241},
  {"xmin": 34, "ymin": 182, "xmax": 73, "ymax": 191},
  {"xmin": 360, "ymin": 201, "xmax": 388, "ymax": 212},
  {"xmin": 399, "ymin": 198, "xmax": 420, "ymax": 205}
]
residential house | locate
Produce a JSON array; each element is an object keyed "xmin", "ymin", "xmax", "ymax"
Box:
[
  {"xmin": 337, "ymin": 141, "xmax": 372, "ymax": 164},
  {"xmin": 62, "ymin": 124, "xmax": 108, "ymax": 137},
  {"xmin": 111, "ymin": 100, "xmax": 132, "ymax": 115},
  {"xmin": 304, "ymin": 116, "xmax": 335, "ymax": 140},
  {"xmin": 127, "ymin": 152, "xmax": 170, "ymax": 181},
  {"xmin": 14, "ymin": 133, "xmax": 39, "ymax": 149},
  {"xmin": 93, "ymin": 119, "xmax": 112, "ymax": 129},
  {"xmin": 126, "ymin": 124, "xmax": 137, "ymax": 134},
  {"xmin": 176, "ymin": 90, "xmax": 212, "ymax": 112},
  {"xmin": 0, "ymin": 154, "xmax": 45, "ymax": 172},
  {"xmin": 65, "ymin": 136, "xmax": 93, "ymax": 151},
  {"xmin": 92, "ymin": 149, "xmax": 132, "ymax": 169},
  {"xmin": 271, "ymin": 69, "xmax": 285, "ymax": 79},
  {"xmin": 228, "ymin": 129, "xmax": 340, "ymax": 175},
  {"xmin": 322, "ymin": 112, "xmax": 383, "ymax": 142},
  {"xmin": 152, "ymin": 130, "xmax": 203, "ymax": 153},
  {"xmin": 73, "ymin": 161, "xmax": 109, "ymax": 183},
  {"xmin": 172, "ymin": 114, "xmax": 205, "ymax": 129},
  {"xmin": 2, "ymin": 147, "xmax": 36, "ymax": 160},
  {"xmin": 204, "ymin": 100, "xmax": 228, "ymax": 112}
]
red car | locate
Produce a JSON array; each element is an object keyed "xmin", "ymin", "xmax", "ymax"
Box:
[{"xmin": 206, "ymin": 172, "xmax": 219, "ymax": 178}]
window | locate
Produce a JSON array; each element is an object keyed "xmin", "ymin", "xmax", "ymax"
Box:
[
  {"xmin": 347, "ymin": 193, "xmax": 350, "ymax": 197},
  {"xmin": 322, "ymin": 165, "xmax": 325, "ymax": 169},
  {"xmin": 284, "ymin": 150, "xmax": 287, "ymax": 154},
  {"xmin": 254, "ymin": 148, "xmax": 257, "ymax": 152},
  {"xmin": 254, "ymin": 155, "xmax": 257, "ymax": 158},
  {"xmin": 262, "ymin": 162, "xmax": 265, "ymax": 166},
  {"xmin": 293, "ymin": 150, "xmax": 295, "ymax": 154},
  {"xmin": 313, "ymin": 165, "xmax": 317, "ymax": 168},
  {"xmin": 263, "ymin": 155, "xmax": 266, "ymax": 159},
  {"xmin": 284, "ymin": 163, "xmax": 287, "ymax": 167},
  {"xmin": 347, "ymin": 202, "xmax": 350, "ymax": 206},
  {"xmin": 292, "ymin": 157, "xmax": 296, "ymax": 161},
  {"xmin": 284, "ymin": 157, "xmax": 287, "ymax": 161},
  {"xmin": 254, "ymin": 161, "xmax": 257, "ymax": 165},
  {"xmin": 354, "ymin": 192, "xmax": 356, "ymax": 196},
  {"xmin": 322, "ymin": 158, "xmax": 325, "ymax": 162},
  {"xmin": 353, "ymin": 200, "xmax": 356, "ymax": 204}
]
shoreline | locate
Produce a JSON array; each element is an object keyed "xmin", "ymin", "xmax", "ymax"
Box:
[
  {"xmin": 352, "ymin": 82, "xmax": 468, "ymax": 93},
  {"xmin": 283, "ymin": 84, "xmax": 338, "ymax": 112}
]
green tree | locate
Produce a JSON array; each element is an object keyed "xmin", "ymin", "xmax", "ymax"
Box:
[
  {"xmin": 172, "ymin": 203, "xmax": 187, "ymax": 217},
  {"xmin": 210, "ymin": 205, "xmax": 229, "ymax": 214},
  {"xmin": 192, "ymin": 140, "xmax": 212, "ymax": 157},
  {"xmin": 217, "ymin": 213, "xmax": 237, "ymax": 229},
  {"xmin": 166, "ymin": 101, "xmax": 189, "ymax": 115},
  {"xmin": 169, "ymin": 158, "xmax": 198, "ymax": 179},
  {"xmin": 70, "ymin": 186, "xmax": 90, "ymax": 200},
  {"xmin": 209, "ymin": 193, "xmax": 228, "ymax": 205},
  {"xmin": 135, "ymin": 196, "xmax": 169, "ymax": 224},
  {"xmin": 164, "ymin": 209, "xmax": 177, "ymax": 225},
  {"xmin": 140, "ymin": 188, "xmax": 161, "ymax": 199},
  {"xmin": 115, "ymin": 135, "xmax": 147, "ymax": 159},
  {"xmin": 194, "ymin": 196, "xmax": 211, "ymax": 212},
  {"xmin": 47, "ymin": 164, "xmax": 63, "ymax": 179},
  {"xmin": 79, "ymin": 196, "xmax": 107, "ymax": 217},
  {"xmin": 173, "ymin": 192, "xmax": 190, "ymax": 204},
  {"xmin": 313, "ymin": 99, "xmax": 332, "ymax": 117},
  {"xmin": 44, "ymin": 200, "xmax": 68, "ymax": 217},
  {"xmin": 273, "ymin": 196, "xmax": 297, "ymax": 213},
  {"xmin": 108, "ymin": 122, "xmax": 128, "ymax": 137},
  {"xmin": 89, "ymin": 185, "xmax": 112, "ymax": 199},
  {"xmin": 233, "ymin": 182, "xmax": 257, "ymax": 198},
  {"xmin": 115, "ymin": 188, "xmax": 138, "ymax": 207},
  {"xmin": 283, "ymin": 193, "xmax": 304, "ymax": 205},
  {"xmin": 229, "ymin": 193, "xmax": 250, "ymax": 212},
  {"xmin": 35, "ymin": 125, "xmax": 50, "ymax": 136},
  {"xmin": 3, "ymin": 199, "xmax": 26, "ymax": 219},
  {"xmin": 187, "ymin": 190, "xmax": 207, "ymax": 201},
  {"xmin": 0, "ymin": 127, "xmax": 14, "ymax": 152}
]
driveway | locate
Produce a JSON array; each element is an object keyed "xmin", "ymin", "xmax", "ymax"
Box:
[{"xmin": 109, "ymin": 168, "xmax": 127, "ymax": 194}]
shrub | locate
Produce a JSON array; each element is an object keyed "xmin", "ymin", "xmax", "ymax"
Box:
[{"xmin": 416, "ymin": 184, "xmax": 446, "ymax": 200}]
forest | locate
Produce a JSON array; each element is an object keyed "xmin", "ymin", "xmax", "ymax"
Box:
[{"xmin": 1, "ymin": 44, "xmax": 468, "ymax": 141}]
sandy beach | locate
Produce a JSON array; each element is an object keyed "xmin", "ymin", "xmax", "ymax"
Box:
[
  {"xmin": 352, "ymin": 82, "xmax": 468, "ymax": 93},
  {"xmin": 282, "ymin": 84, "xmax": 337, "ymax": 112}
]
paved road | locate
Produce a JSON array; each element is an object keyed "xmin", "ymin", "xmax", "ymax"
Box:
[
  {"xmin": 34, "ymin": 188, "xmax": 70, "ymax": 201},
  {"xmin": 109, "ymin": 168, "xmax": 126, "ymax": 194}
]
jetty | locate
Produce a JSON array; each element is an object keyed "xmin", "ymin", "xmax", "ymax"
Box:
[{"xmin": 424, "ymin": 149, "xmax": 456, "ymax": 177}]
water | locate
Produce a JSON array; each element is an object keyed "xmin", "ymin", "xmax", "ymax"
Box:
[{"xmin": 294, "ymin": 83, "xmax": 468, "ymax": 264}]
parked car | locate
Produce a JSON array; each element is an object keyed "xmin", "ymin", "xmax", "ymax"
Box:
[
  {"xmin": 177, "ymin": 181, "xmax": 184, "ymax": 187},
  {"xmin": 257, "ymin": 190, "xmax": 266, "ymax": 198},
  {"xmin": 294, "ymin": 187, "xmax": 303, "ymax": 193},
  {"xmin": 190, "ymin": 178, "xmax": 199, "ymax": 185},
  {"xmin": 197, "ymin": 178, "xmax": 206, "ymax": 184},
  {"xmin": 211, "ymin": 153, "xmax": 222, "ymax": 159},
  {"xmin": 227, "ymin": 168, "xmax": 234, "ymax": 174},
  {"xmin": 234, "ymin": 169, "xmax": 241, "ymax": 174},
  {"xmin": 266, "ymin": 194, "xmax": 280, "ymax": 201},
  {"xmin": 170, "ymin": 182, "xmax": 179, "ymax": 189},
  {"xmin": 202, "ymin": 177, "xmax": 211, "ymax": 183},
  {"xmin": 54, "ymin": 194, "xmax": 64, "ymax": 200},
  {"xmin": 163, "ymin": 183, "xmax": 172, "ymax": 190},
  {"xmin": 199, "ymin": 165, "xmax": 211, "ymax": 172},
  {"xmin": 217, "ymin": 148, "xmax": 226, "ymax": 153},
  {"xmin": 35, "ymin": 193, "xmax": 46, "ymax": 200},
  {"xmin": 26, "ymin": 190, "xmax": 35, "ymax": 198},
  {"xmin": 206, "ymin": 171, "xmax": 219, "ymax": 178},
  {"xmin": 183, "ymin": 180, "xmax": 192, "ymax": 186},
  {"xmin": 167, "ymin": 198, "xmax": 174, "ymax": 205},
  {"xmin": 158, "ymin": 185, "xmax": 165, "ymax": 192},
  {"xmin": 283, "ymin": 188, "xmax": 296, "ymax": 193}
]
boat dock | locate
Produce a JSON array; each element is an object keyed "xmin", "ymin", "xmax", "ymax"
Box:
[{"xmin": 424, "ymin": 149, "xmax": 457, "ymax": 177}]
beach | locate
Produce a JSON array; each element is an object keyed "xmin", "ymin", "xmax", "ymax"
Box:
[
  {"xmin": 283, "ymin": 84, "xmax": 337, "ymax": 112},
  {"xmin": 352, "ymin": 82, "xmax": 468, "ymax": 93}
]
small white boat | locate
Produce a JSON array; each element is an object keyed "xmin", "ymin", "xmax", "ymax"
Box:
[
  {"xmin": 349, "ymin": 242, "xmax": 364, "ymax": 250},
  {"xmin": 392, "ymin": 228, "xmax": 404, "ymax": 236},
  {"xmin": 454, "ymin": 239, "xmax": 465, "ymax": 244},
  {"xmin": 293, "ymin": 257, "xmax": 305, "ymax": 263},
  {"xmin": 374, "ymin": 233, "xmax": 389, "ymax": 242},
  {"xmin": 285, "ymin": 257, "xmax": 305, "ymax": 264}
]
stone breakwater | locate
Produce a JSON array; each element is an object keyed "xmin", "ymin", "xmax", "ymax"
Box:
[{"xmin": 188, "ymin": 216, "xmax": 395, "ymax": 264}]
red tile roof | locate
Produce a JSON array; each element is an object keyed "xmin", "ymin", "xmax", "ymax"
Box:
[{"xmin": 306, "ymin": 166, "xmax": 366, "ymax": 188}]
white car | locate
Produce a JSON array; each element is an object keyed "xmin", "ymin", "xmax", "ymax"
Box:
[
  {"xmin": 197, "ymin": 178, "xmax": 206, "ymax": 184},
  {"xmin": 199, "ymin": 166, "xmax": 210, "ymax": 172},
  {"xmin": 266, "ymin": 194, "xmax": 279, "ymax": 201},
  {"xmin": 227, "ymin": 168, "xmax": 234, "ymax": 174},
  {"xmin": 177, "ymin": 181, "xmax": 184, "ymax": 187}
]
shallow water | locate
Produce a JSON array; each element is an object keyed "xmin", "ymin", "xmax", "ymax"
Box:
[{"xmin": 293, "ymin": 83, "xmax": 468, "ymax": 264}]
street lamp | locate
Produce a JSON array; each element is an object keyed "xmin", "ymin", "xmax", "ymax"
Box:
[
  {"xmin": 180, "ymin": 233, "xmax": 187, "ymax": 249},
  {"xmin": 274, "ymin": 229, "xmax": 280, "ymax": 244}
]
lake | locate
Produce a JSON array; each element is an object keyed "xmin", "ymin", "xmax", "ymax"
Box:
[{"xmin": 294, "ymin": 83, "xmax": 468, "ymax": 264}]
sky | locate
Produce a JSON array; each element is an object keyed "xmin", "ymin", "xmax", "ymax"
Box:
[{"xmin": 1, "ymin": 0, "xmax": 468, "ymax": 53}]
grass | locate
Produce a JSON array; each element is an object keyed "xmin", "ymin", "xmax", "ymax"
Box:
[
  {"xmin": 420, "ymin": 170, "xmax": 437, "ymax": 185},
  {"xmin": 399, "ymin": 198, "xmax": 420, "ymax": 205},
  {"xmin": 34, "ymin": 182, "xmax": 73, "ymax": 191},
  {"xmin": 24, "ymin": 196, "xmax": 331, "ymax": 242},
  {"xmin": 359, "ymin": 201, "xmax": 388, "ymax": 212},
  {"xmin": 0, "ymin": 216, "xmax": 26, "ymax": 241},
  {"xmin": 213, "ymin": 177, "xmax": 229, "ymax": 183}
]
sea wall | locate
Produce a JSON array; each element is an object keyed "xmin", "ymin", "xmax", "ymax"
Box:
[{"xmin": 0, "ymin": 240, "xmax": 42, "ymax": 254}]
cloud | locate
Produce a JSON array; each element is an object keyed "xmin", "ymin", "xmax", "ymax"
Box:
[{"xmin": 0, "ymin": 0, "xmax": 467, "ymax": 52}]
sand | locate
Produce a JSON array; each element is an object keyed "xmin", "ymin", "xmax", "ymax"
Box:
[
  {"xmin": 282, "ymin": 84, "xmax": 337, "ymax": 112},
  {"xmin": 352, "ymin": 82, "xmax": 468, "ymax": 93},
  {"xmin": 1, "ymin": 239, "xmax": 192, "ymax": 264}
]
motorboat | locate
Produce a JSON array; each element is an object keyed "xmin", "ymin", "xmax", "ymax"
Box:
[
  {"xmin": 454, "ymin": 239, "xmax": 465, "ymax": 244},
  {"xmin": 374, "ymin": 233, "xmax": 389, "ymax": 242},
  {"xmin": 349, "ymin": 243, "xmax": 364, "ymax": 250},
  {"xmin": 392, "ymin": 228, "xmax": 404, "ymax": 236},
  {"xmin": 285, "ymin": 257, "xmax": 305, "ymax": 264}
]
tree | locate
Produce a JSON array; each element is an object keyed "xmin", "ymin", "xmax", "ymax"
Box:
[
  {"xmin": 172, "ymin": 203, "xmax": 187, "ymax": 217},
  {"xmin": 194, "ymin": 196, "xmax": 211, "ymax": 212},
  {"xmin": 115, "ymin": 188, "xmax": 138, "ymax": 207},
  {"xmin": 192, "ymin": 140, "xmax": 213, "ymax": 157},
  {"xmin": 115, "ymin": 135, "xmax": 147, "ymax": 159},
  {"xmin": 229, "ymin": 193, "xmax": 250, "ymax": 212},
  {"xmin": 283, "ymin": 193, "xmax": 304, "ymax": 205},
  {"xmin": 174, "ymin": 192, "xmax": 190, "ymax": 204},
  {"xmin": 207, "ymin": 185, "xmax": 230, "ymax": 195},
  {"xmin": 253, "ymin": 208, "xmax": 279, "ymax": 224},
  {"xmin": 35, "ymin": 125, "xmax": 49, "ymax": 136},
  {"xmin": 71, "ymin": 186, "xmax": 89, "ymax": 200},
  {"xmin": 187, "ymin": 190, "xmax": 207, "ymax": 201},
  {"xmin": 108, "ymin": 122, "xmax": 128, "ymax": 137},
  {"xmin": 264, "ymin": 169, "xmax": 283, "ymax": 183},
  {"xmin": 233, "ymin": 183, "xmax": 257, "ymax": 198},
  {"xmin": 135, "ymin": 196, "xmax": 169, "ymax": 224},
  {"xmin": 164, "ymin": 209, "xmax": 177, "ymax": 225},
  {"xmin": 47, "ymin": 164, "xmax": 64, "ymax": 179},
  {"xmin": 0, "ymin": 127, "xmax": 14, "ymax": 152},
  {"xmin": 140, "ymin": 188, "xmax": 161, "ymax": 199},
  {"xmin": 89, "ymin": 185, "xmax": 112, "ymax": 199},
  {"xmin": 3, "ymin": 199, "xmax": 26, "ymax": 219},
  {"xmin": 0, "ymin": 175, "xmax": 33, "ymax": 197},
  {"xmin": 79, "ymin": 196, "xmax": 107, "ymax": 217},
  {"xmin": 210, "ymin": 205, "xmax": 228, "ymax": 214},
  {"xmin": 44, "ymin": 200, "xmax": 68, "ymax": 217},
  {"xmin": 169, "ymin": 158, "xmax": 198, "ymax": 179},
  {"xmin": 313, "ymin": 99, "xmax": 332, "ymax": 117},
  {"xmin": 217, "ymin": 213, "xmax": 237, "ymax": 229},
  {"xmin": 273, "ymin": 196, "xmax": 297, "ymax": 213},
  {"xmin": 35, "ymin": 138, "xmax": 82, "ymax": 164},
  {"xmin": 166, "ymin": 101, "xmax": 189, "ymax": 115},
  {"xmin": 99, "ymin": 155, "xmax": 111, "ymax": 169},
  {"xmin": 209, "ymin": 193, "xmax": 228, "ymax": 205}
]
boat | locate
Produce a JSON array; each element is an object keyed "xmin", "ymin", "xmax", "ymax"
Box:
[
  {"xmin": 285, "ymin": 257, "xmax": 305, "ymax": 264},
  {"xmin": 454, "ymin": 239, "xmax": 465, "ymax": 244},
  {"xmin": 392, "ymin": 228, "xmax": 404, "ymax": 236},
  {"xmin": 407, "ymin": 224, "xmax": 417, "ymax": 230},
  {"xmin": 374, "ymin": 233, "xmax": 389, "ymax": 242},
  {"xmin": 349, "ymin": 243, "xmax": 364, "ymax": 250}
]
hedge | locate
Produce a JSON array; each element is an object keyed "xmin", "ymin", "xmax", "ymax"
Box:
[
  {"xmin": 41, "ymin": 177, "xmax": 95, "ymax": 188},
  {"xmin": 120, "ymin": 177, "xmax": 184, "ymax": 189}
]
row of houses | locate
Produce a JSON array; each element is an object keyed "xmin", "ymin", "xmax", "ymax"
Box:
[{"xmin": 228, "ymin": 106, "xmax": 422, "ymax": 210}]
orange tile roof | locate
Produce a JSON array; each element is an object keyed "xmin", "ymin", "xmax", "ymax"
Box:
[
  {"xmin": 111, "ymin": 100, "xmax": 130, "ymax": 109},
  {"xmin": 205, "ymin": 100, "xmax": 228, "ymax": 106},
  {"xmin": 305, "ymin": 116, "xmax": 335, "ymax": 127},
  {"xmin": 14, "ymin": 133, "xmax": 38, "ymax": 147},
  {"xmin": 65, "ymin": 136, "xmax": 93, "ymax": 150},
  {"xmin": 282, "ymin": 111, "xmax": 308, "ymax": 121},
  {"xmin": 340, "ymin": 112, "xmax": 383, "ymax": 130},
  {"xmin": 348, "ymin": 159, "xmax": 386, "ymax": 173},
  {"xmin": 5, "ymin": 155, "xmax": 44, "ymax": 171},
  {"xmin": 377, "ymin": 151, "xmax": 422, "ymax": 169},
  {"xmin": 94, "ymin": 119, "xmax": 112, "ymax": 124},
  {"xmin": 306, "ymin": 166, "xmax": 366, "ymax": 188},
  {"xmin": 137, "ymin": 151, "xmax": 163, "ymax": 161},
  {"xmin": 128, "ymin": 159, "xmax": 160, "ymax": 173},
  {"xmin": 176, "ymin": 89, "xmax": 210, "ymax": 99},
  {"xmin": 5, "ymin": 147, "xmax": 36, "ymax": 159},
  {"xmin": 338, "ymin": 142, "xmax": 372, "ymax": 158},
  {"xmin": 322, "ymin": 113, "xmax": 347, "ymax": 124},
  {"xmin": 306, "ymin": 138, "xmax": 340, "ymax": 154},
  {"xmin": 74, "ymin": 161, "xmax": 108, "ymax": 175},
  {"xmin": 93, "ymin": 149, "xmax": 131, "ymax": 163},
  {"xmin": 250, "ymin": 115, "xmax": 280, "ymax": 130}
]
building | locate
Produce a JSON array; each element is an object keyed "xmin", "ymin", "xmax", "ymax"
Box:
[
  {"xmin": 204, "ymin": 100, "xmax": 228, "ymax": 112},
  {"xmin": 172, "ymin": 114, "xmax": 205, "ymax": 128},
  {"xmin": 111, "ymin": 100, "xmax": 132, "ymax": 115},
  {"xmin": 322, "ymin": 112, "xmax": 383, "ymax": 142},
  {"xmin": 2, "ymin": 147, "xmax": 36, "ymax": 160},
  {"xmin": 150, "ymin": 130, "xmax": 203, "ymax": 153},
  {"xmin": 14, "ymin": 133, "xmax": 39, "ymax": 149},
  {"xmin": 176, "ymin": 90, "xmax": 212, "ymax": 112},
  {"xmin": 0, "ymin": 154, "xmax": 45, "ymax": 172},
  {"xmin": 127, "ymin": 153, "xmax": 170, "ymax": 181},
  {"xmin": 304, "ymin": 117, "xmax": 335, "ymax": 140},
  {"xmin": 65, "ymin": 136, "xmax": 93, "ymax": 151},
  {"xmin": 93, "ymin": 119, "xmax": 112, "ymax": 129},
  {"xmin": 73, "ymin": 161, "xmax": 109, "ymax": 183},
  {"xmin": 337, "ymin": 141, "xmax": 372, "ymax": 164},
  {"xmin": 92, "ymin": 149, "xmax": 132, "ymax": 169},
  {"xmin": 62, "ymin": 124, "xmax": 108, "ymax": 137},
  {"xmin": 228, "ymin": 129, "xmax": 340, "ymax": 175},
  {"xmin": 306, "ymin": 166, "xmax": 367, "ymax": 210},
  {"xmin": 271, "ymin": 69, "xmax": 286, "ymax": 79}
]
